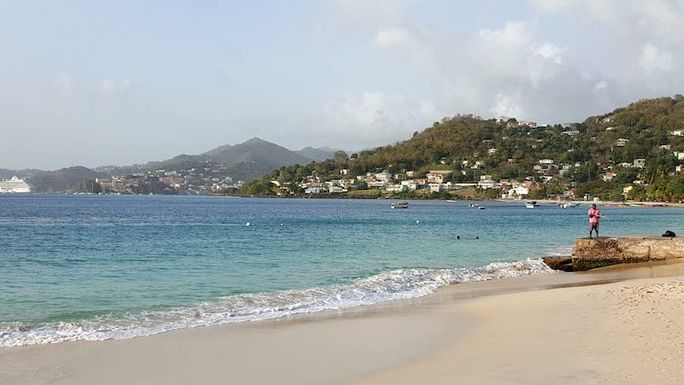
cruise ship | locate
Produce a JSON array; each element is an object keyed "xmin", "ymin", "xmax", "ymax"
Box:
[{"xmin": 0, "ymin": 176, "xmax": 32, "ymax": 193}]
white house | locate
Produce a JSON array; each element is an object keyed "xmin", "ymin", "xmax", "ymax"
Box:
[
  {"xmin": 305, "ymin": 187, "xmax": 326, "ymax": 194},
  {"xmin": 374, "ymin": 171, "xmax": 391, "ymax": 182},
  {"xmin": 429, "ymin": 183, "xmax": 451, "ymax": 192},
  {"xmin": 477, "ymin": 175, "xmax": 497, "ymax": 189},
  {"xmin": 426, "ymin": 170, "xmax": 452, "ymax": 183},
  {"xmin": 506, "ymin": 186, "xmax": 529, "ymax": 199},
  {"xmin": 602, "ymin": 172, "xmax": 617, "ymax": 182},
  {"xmin": 400, "ymin": 180, "xmax": 418, "ymax": 191},
  {"xmin": 616, "ymin": 138, "xmax": 629, "ymax": 147},
  {"xmin": 385, "ymin": 184, "xmax": 405, "ymax": 193}
]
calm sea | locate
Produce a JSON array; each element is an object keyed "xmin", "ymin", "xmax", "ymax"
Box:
[{"xmin": 1, "ymin": 195, "xmax": 683, "ymax": 346}]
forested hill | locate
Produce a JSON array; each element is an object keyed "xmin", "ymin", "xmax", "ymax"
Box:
[{"xmin": 244, "ymin": 95, "xmax": 684, "ymax": 202}]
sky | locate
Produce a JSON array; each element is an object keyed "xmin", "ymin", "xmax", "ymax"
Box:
[{"xmin": 1, "ymin": 0, "xmax": 683, "ymax": 170}]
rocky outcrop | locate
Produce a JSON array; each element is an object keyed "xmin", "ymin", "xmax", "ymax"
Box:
[
  {"xmin": 542, "ymin": 256, "xmax": 574, "ymax": 272},
  {"xmin": 571, "ymin": 237, "xmax": 684, "ymax": 271}
]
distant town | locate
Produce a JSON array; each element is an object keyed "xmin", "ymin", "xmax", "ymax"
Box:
[{"xmin": 4, "ymin": 96, "xmax": 684, "ymax": 203}]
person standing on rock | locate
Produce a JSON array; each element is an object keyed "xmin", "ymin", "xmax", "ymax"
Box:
[{"xmin": 588, "ymin": 203, "xmax": 602, "ymax": 238}]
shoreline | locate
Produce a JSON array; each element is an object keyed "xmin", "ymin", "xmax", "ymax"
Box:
[
  {"xmin": 2, "ymin": 260, "xmax": 683, "ymax": 385},
  {"xmin": 9, "ymin": 193, "xmax": 684, "ymax": 208}
]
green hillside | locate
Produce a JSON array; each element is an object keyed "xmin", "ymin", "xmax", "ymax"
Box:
[{"xmin": 244, "ymin": 96, "xmax": 684, "ymax": 202}]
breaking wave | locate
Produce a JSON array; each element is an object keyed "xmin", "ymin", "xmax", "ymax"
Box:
[{"xmin": 0, "ymin": 258, "xmax": 553, "ymax": 347}]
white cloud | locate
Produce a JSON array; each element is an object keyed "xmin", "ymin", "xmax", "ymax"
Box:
[
  {"xmin": 639, "ymin": 43, "xmax": 673, "ymax": 73},
  {"xmin": 335, "ymin": 0, "xmax": 412, "ymax": 27},
  {"xmin": 373, "ymin": 27, "xmax": 412, "ymax": 47},
  {"xmin": 99, "ymin": 77, "xmax": 132, "ymax": 96},
  {"xmin": 534, "ymin": 42, "xmax": 564, "ymax": 64},
  {"xmin": 527, "ymin": 0, "xmax": 574, "ymax": 12},
  {"xmin": 479, "ymin": 22, "xmax": 530, "ymax": 48},
  {"xmin": 320, "ymin": 91, "xmax": 439, "ymax": 147},
  {"xmin": 490, "ymin": 93, "xmax": 523, "ymax": 118},
  {"xmin": 54, "ymin": 70, "xmax": 74, "ymax": 97},
  {"xmin": 593, "ymin": 80, "xmax": 608, "ymax": 93}
]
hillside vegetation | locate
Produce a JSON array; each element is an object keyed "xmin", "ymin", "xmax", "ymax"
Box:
[{"xmin": 244, "ymin": 95, "xmax": 684, "ymax": 202}]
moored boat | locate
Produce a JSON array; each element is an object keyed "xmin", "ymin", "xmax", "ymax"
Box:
[
  {"xmin": 391, "ymin": 201, "xmax": 409, "ymax": 209},
  {"xmin": 525, "ymin": 201, "xmax": 539, "ymax": 209}
]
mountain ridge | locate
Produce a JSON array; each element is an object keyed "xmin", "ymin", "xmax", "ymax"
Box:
[{"xmin": 9, "ymin": 138, "xmax": 339, "ymax": 192}]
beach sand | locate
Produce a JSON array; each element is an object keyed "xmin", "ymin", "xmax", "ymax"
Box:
[{"xmin": 2, "ymin": 261, "xmax": 683, "ymax": 385}]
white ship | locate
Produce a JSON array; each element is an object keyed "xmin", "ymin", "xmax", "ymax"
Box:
[{"xmin": 0, "ymin": 176, "xmax": 32, "ymax": 193}]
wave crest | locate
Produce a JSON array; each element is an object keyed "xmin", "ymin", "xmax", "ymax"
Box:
[{"xmin": 0, "ymin": 259, "xmax": 552, "ymax": 347}]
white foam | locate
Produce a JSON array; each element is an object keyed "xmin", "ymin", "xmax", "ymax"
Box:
[{"xmin": 0, "ymin": 259, "xmax": 553, "ymax": 347}]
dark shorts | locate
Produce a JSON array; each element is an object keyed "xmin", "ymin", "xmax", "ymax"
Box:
[{"xmin": 589, "ymin": 222, "xmax": 600, "ymax": 231}]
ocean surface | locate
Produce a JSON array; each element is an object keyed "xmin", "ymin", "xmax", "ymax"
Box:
[{"xmin": 2, "ymin": 195, "xmax": 683, "ymax": 347}]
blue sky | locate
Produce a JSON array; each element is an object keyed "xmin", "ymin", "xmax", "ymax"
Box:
[{"xmin": 1, "ymin": 0, "xmax": 683, "ymax": 169}]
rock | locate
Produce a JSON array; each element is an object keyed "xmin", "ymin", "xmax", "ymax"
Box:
[
  {"xmin": 542, "ymin": 256, "xmax": 573, "ymax": 271},
  {"xmin": 571, "ymin": 237, "xmax": 684, "ymax": 271}
]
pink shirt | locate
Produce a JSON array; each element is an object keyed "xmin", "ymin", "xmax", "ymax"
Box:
[{"xmin": 588, "ymin": 208, "xmax": 601, "ymax": 223}]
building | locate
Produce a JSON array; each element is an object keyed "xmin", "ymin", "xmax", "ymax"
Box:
[
  {"xmin": 0, "ymin": 176, "xmax": 31, "ymax": 193},
  {"xmin": 616, "ymin": 138, "xmax": 629, "ymax": 147},
  {"xmin": 400, "ymin": 180, "xmax": 418, "ymax": 191},
  {"xmin": 602, "ymin": 172, "xmax": 617, "ymax": 182},
  {"xmin": 374, "ymin": 170, "xmax": 391, "ymax": 182},
  {"xmin": 477, "ymin": 175, "xmax": 497, "ymax": 189},
  {"xmin": 505, "ymin": 185, "xmax": 529, "ymax": 199},
  {"xmin": 633, "ymin": 159, "xmax": 646, "ymax": 168},
  {"xmin": 426, "ymin": 170, "xmax": 453, "ymax": 183},
  {"xmin": 429, "ymin": 183, "xmax": 451, "ymax": 192}
]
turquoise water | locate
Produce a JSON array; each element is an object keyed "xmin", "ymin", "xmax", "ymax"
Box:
[{"xmin": 1, "ymin": 195, "xmax": 683, "ymax": 346}]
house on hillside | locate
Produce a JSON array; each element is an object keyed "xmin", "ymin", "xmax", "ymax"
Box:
[
  {"xmin": 374, "ymin": 170, "xmax": 391, "ymax": 182},
  {"xmin": 505, "ymin": 185, "xmax": 529, "ymax": 200},
  {"xmin": 470, "ymin": 161, "xmax": 485, "ymax": 170},
  {"xmin": 426, "ymin": 170, "xmax": 453, "ymax": 183},
  {"xmin": 477, "ymin": 175, "xmax": 497, "ymax": 189},
  {"xmin": 633, "ymin": 159, "xmax": 646, "ymax": 168},
  {"xmin": 429, "ymin": 182, "xmax": 452, "ymax": 192},
  {"xmin": 602, "ymin": 172, "xmax": 617, "ymax": 182},
  {"xmin": 400, "ymin": 180, "xmax": 418, "ymax": 191},
  {"xmin": 671, "ymin": 130, "xmax": 684, "ymax": 136},
  {"xmin": 616, "ymin": 138, "xmax": 629, "ymax": 147}
]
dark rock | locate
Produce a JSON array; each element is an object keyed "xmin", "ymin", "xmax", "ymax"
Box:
[{"xmin": 542, "ymin": 256, "xmax": 573, "ymax": 271}]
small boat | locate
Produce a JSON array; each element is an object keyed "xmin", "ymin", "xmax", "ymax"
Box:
[
  {"xmin": 468, "ymin": 203, "xmax": 480, "ymax": 208},
  {"xmin": 559, "ymin": 203, "xmax": 579, "ymax": 208},
  {"xmin": 479, "ymin": 206, "xmax": 486, "ymax": 210},
  {"xmin": 391, "ymin": 201, "xmax": 409, "ymax": 209},
  {"xmin": 525, "ymin": 201, "xmax": 539, "ymax": 209}
]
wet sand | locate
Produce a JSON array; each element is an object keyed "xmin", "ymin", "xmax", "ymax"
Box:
[{"xmin": 1, "ymin": 261, "xmax": 683, "ymax": 385}]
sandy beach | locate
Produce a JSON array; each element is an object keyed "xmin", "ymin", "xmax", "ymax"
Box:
[{"xmin": 2, "ymin": 261, "xmax": 683, "ymax": 385}]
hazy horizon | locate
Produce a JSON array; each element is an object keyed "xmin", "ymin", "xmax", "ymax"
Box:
[{"xmin": 2, "ymin": 0, "xmax": 683, "ymax": 170}]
